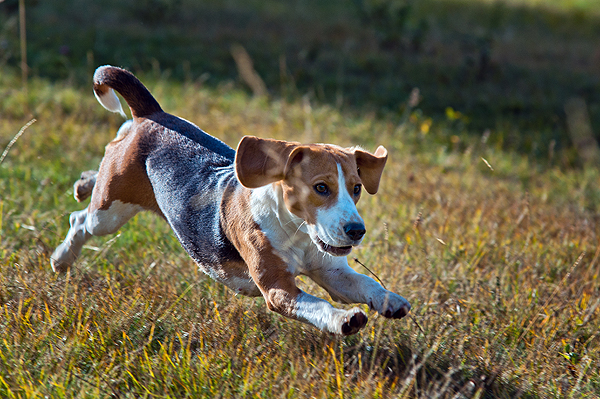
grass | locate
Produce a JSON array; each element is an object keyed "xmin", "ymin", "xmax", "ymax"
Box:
[
  {"xmin": 1, "ymin": 66, "xmax": 599, "ymax": 397},
  {"xmin": 1, "ymin": 0, "xmax": 600, "ymax": 397},
  {"xmin": 1, "ymin": 0, "xmax": 600, "ymax": 163}
]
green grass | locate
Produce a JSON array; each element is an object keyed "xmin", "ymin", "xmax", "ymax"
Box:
[
  {"xmin": 1, "ymin": 0, "xmax": 600, "ymax": 397},
  {"xmin": 1, "ymin": 66, "xmax": 599, "ymax": 397},
  {"xmin": 1, "ymin": 0, "xmax": 599, "ymax": 164}
]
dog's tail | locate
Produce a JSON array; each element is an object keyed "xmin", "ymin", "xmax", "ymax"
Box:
[{"xmin": 93, "ymin": 65, "xmax": 163, "ymax": 119}]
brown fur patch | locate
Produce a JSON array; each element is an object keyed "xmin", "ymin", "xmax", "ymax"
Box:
[
  {"xmin": 89, "ymin": 123, "xmax": 162, "ymax": 216},
  {"xmin": 220, "ymin": 183, "xmax": 301, "ymax": 317},
  {"xmin": 354, "ymin": 146, "xmax": 388, "ymax": 194}
]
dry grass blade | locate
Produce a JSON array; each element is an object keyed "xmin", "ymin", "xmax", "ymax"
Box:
[
  {"xmin": 0, "ymin": 118, "xmax": 36, "ymax": 165},
  {"xmin": 231, "ymin": 44, "xmax": 268, "ymax": 97}
]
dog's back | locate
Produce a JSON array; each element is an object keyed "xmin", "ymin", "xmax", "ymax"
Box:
[{"xmin": 88, "ymin": 67, "xmax": 248, "ymax": 279}]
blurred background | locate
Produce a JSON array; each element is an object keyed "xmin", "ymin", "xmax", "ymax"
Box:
[{"xmin": 1, "ymin": 0, "xmax": 599, "ymax": 165}]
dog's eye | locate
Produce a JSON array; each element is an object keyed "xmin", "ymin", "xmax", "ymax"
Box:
[
  {"xmin": 314, "ymin": 183, "xmax": 329, "ymax": 195},
  {"xmin": 353, "ymin": 184, "xmax": 362, "ymax": 195}
]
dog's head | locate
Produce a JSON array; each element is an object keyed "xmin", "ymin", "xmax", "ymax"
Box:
[{"xmin": 235, "ymin": 136, "xmax": 387, "ymax": 256}]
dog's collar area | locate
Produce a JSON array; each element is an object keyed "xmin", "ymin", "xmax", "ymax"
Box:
[{"xmin": 315, "ymin": 236, "xmax": 353, "ymax": 256}]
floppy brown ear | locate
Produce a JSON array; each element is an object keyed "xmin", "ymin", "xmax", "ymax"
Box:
[
  {"xmin": 354, "ymin": 145, "xmax": 388, "ymax": 195},
  {"xmin": 235, "ymin": 136, "xmax": 301, "ymax": 188}
]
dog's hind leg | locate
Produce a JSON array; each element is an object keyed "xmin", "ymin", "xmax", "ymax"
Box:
[
  {"xmin": 51, "ymin": 208, "xmax": 92, "ymax": 272},
  {"xmin": 51, "ymin": 201, "xmax": 143, "ymax": 272},
  {"xmin": 72, "ymin": 121, "xmax": 133, "ymax": 203}
]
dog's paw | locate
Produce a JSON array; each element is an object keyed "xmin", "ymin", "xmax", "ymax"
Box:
[
  {"xmin": 371, "ymin": 293, "xmax": 411, "ymax": 319},
  {"xmin": 74, "ymin": 170, "xmax": 98, "ymax": 202},
  {"xmin": 340, "ymin": 308, "xmax": 368, "ymax": 336},
  {"xmin": 383, "ymin": 304, "xmax": 411, "ymax": 319},
  {"xmin": 51, "ymin": 244, "xmax": 76, "ymax": 273}
]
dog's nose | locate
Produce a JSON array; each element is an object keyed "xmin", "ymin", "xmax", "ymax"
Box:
[{"xmin": 344, "ymin": 223, "xmax": 366, "ymax": 241}]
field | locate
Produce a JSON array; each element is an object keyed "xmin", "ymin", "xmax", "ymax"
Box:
[{"xmin": 1, "ymin": 0, "xmax": 600, "ymax": 397}]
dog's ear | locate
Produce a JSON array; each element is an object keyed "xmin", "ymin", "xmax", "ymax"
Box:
[
  {"xmin": 235, "ymin": 136, "xmax": 303, "ymax": 188},
  {"xmin": 353, "ymin": 146, "xmax": 388, "ymax": 195}
]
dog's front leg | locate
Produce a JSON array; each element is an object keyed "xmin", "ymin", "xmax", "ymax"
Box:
[
  {"xmin": 293, "ymin": 291, "xmax": 368, "ymax": 336},
  {"xmin": 307, "ymin": 258, "xmax": 411, "ymax": 319},
  {"xmin": 249, "ymin": 261, "xmax": 368, "ymax": 335}
]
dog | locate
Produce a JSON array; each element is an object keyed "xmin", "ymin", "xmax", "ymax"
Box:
[{"xmin": 51, "ymin": 66, "xmax": 411, "ymax": 335}]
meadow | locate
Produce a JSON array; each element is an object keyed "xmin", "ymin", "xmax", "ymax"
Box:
[{"xmin": 1, "ymin": 0, "xmax": 600, "ymax": 397}]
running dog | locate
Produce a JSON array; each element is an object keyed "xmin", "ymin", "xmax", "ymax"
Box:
[{"xmin": 52, "ymin": 66, "xmax": 411, "ymax": 335}]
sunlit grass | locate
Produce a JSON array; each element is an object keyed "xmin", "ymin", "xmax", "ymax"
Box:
[
  {"xmin": 1, "ymin": 67, "xmax": 599, "ymax": 397},
  {"xmin": 488, "ymin": 0, "xmax": 599, "ymax": 13}
]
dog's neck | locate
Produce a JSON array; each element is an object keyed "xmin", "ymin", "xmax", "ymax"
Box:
[
  {"xmin": 249, "ymin": 183, "xmax": 309, "ymax": 239},
  {"xmin": 248, "ymin": 183, "xmax": 320, "ymax": 271}
]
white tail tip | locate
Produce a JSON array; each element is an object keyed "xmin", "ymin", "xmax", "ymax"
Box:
[{"xmin": 94, "ymin": 87, "xmax": 127, "ymax": 119}]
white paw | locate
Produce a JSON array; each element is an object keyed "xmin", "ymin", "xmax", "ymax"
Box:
[
  {"xmin": 370, "ymin": 292, "xmax": 411, "ymax": 319},
  {"xmin": 50, "ymin": 243, "xmax": 77, "ymax": 273},
  {"xmin": 339, "ymin": 308, "xmax": 368, "ymax": 335}
]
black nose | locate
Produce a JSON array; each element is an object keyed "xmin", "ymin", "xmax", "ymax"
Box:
[{"xmin": 344, "ymin": 223, "xmax": 366, "ymax": 241}]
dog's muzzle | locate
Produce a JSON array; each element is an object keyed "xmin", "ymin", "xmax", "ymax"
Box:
[{"xmin": 316, "ymin": 237, "xmax": 353, "ymax": 256}]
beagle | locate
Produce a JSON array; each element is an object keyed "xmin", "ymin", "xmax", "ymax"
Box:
[{"xmin": 52, "ymin": 66, "xmax": 410, "ymax": 335}]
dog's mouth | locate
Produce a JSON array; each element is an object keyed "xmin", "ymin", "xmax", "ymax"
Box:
[{"xmin": 316, "ymin": 237, "xmax": 353, "ymax": 256}]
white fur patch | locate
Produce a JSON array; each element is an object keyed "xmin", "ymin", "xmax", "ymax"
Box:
[
  {"xmin": 86, "ymin": 200, "xmax": 144, "ymax": 236},
  {"xmin": 115, "ymin": 120, "xmax": 133, "ymax": 139},
  {"xmin": 51, "ymin": 208, "xmax": 91, "ymax": 271},
  {"xmin": 312, "ymin": 163, "xmax": 363, "ymax": 247},
  {"xmin": 294, "ymin": 291, "xmax": 364, "ymax": 334},
  {"xmin": 95, "ymin": 87, "xmax": 127, "ymax": 119},
  {"xmin": 249, "ymin": 185, "xmax": 313, "ymax": 273},
  {"xmin": 52, "ymin": 200, "xmax": 143, "ymax": 271},
  {"xmin": 294, "ymin": 292, "xmax": 342, "ymax": 331}
]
